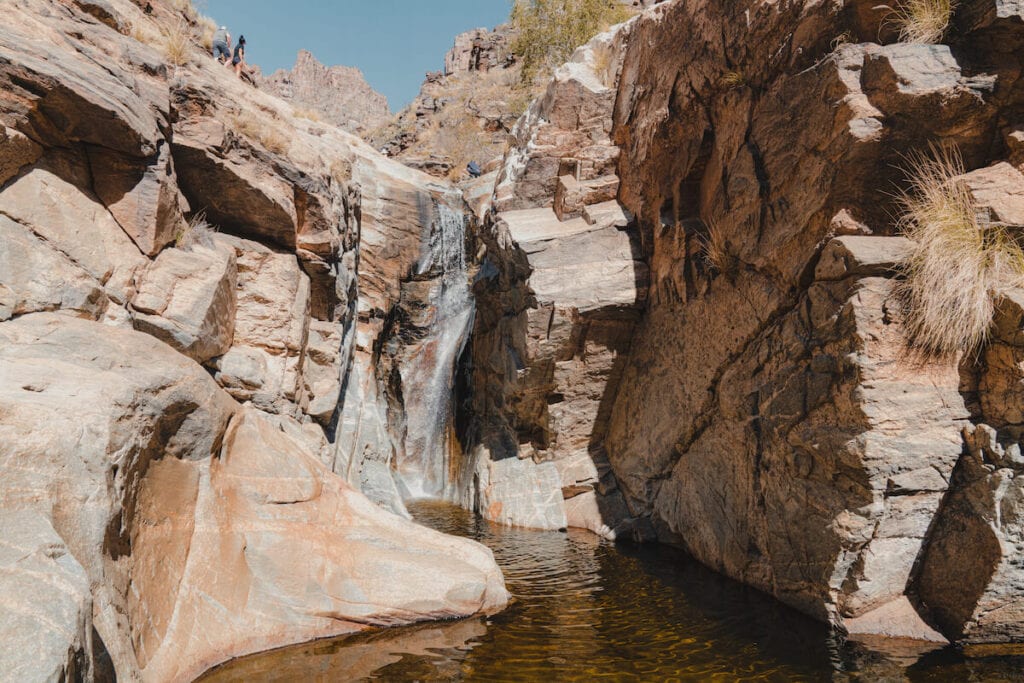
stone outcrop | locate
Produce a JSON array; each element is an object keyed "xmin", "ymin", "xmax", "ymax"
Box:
[
  {"xmin": 261, "ymin": 50, "xmax": 392, "ymax": 136},
  {"xmin": 0, "ymin": 0, "xmax": 509, "ymax": 680},
  {"xmin": 0, "ymin": 314, "xmax": 506, "ymax": 682},
  {"xmin": 464, "ymin": 0, "xmax": 1024, "ymax": 648}
]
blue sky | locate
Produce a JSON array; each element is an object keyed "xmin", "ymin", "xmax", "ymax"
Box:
[{"xmin": 204, "ymin": 0, "xmax": 511, "ymax": 110}]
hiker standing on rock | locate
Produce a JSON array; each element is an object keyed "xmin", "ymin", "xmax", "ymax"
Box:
[
  {"xmin": 231, "ymin": 35, "xmax": 247, "ymax": 78},
  {"xmin": 212, "ymin": 25, "xmax": 231, "ymax": 63}
]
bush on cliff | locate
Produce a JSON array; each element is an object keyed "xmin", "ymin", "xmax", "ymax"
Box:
[
  {"xmin": 897, "ymin": 147, "xmax": 1024, "ymax": 355},
  {"xmin": 511, "ymin": 0, "xmax": 634, "ymax": 84},
  {"xmin": 891, "ymin": 0, "xmax": 958, "ymax": 44}
]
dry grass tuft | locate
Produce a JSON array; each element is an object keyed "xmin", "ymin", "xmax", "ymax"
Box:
[
  {"xmin": 701, "ymin": 222, "xmax": 733, "ymax": 274},
  {"xmin": 162, "ymin": 18, "xmax": 192, "ymax": 66},
  {"xmin": 293, "ymin": 107, "xmax": 324, "ymax": 123},
  {"xmin": 176, "ymin": 211, "xmax": 218, "ymax": 250},
  {"xmin": 890, "ymin": 0, "xmax": 958, "ymax": 44},
  {"xmin": 227, "ymin": 113, "xmax": 290, "ymax": 155},
  {"xmin": 196, "ymin": 14, "xmax": 218, "ymax": 51},
  {"xmin": 720, "ymin": 70, "xmax": 747, "ymax": 90},
  {"xmin": 896, "ymin": 146, "xmax": 1024, "ymax": 356}
]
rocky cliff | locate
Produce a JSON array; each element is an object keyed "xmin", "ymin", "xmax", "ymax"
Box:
[
  {"xmin": 261, "ymin": 50, "xmax": 392, "ymax": 136},
  {"xmin": 463, "ymin": 0, "xmax": 1024, "ymax": 650},
  {"xmin": 0, "ymin": 1, "xmax": 506, "ymax": 680}
]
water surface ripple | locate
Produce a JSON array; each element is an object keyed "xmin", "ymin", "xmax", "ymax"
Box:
[{"xmin": 201, "ymin": 501, "xmax": 1024, "ymax": 682}]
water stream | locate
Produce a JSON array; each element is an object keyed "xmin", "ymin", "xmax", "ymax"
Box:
[
  {"xmin": 201, "ymin": 501, "xmax": 1024, "ymax": 682},
  {"xmin": 393, "ymin": 202, "xmax": 474, "ymax": 500}
]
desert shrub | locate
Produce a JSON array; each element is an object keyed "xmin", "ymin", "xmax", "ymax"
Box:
[
  {"xmin": 897, "ymin": 146, "xmax": 1024, "ymax": 355},
  {"xmin": 890, "ymin": 0, "xmax": 957, "ymax": 44},
  {"xmin": 176, "ymin": 211, "xmax": 218, "ymax": 250},
  {"xmin": 162, "ymin": 18, "xmax": 192, "ymax": 66},
  {"xmin": 511, "ymin": 0, "xmax": 634, "ymax": 84}
]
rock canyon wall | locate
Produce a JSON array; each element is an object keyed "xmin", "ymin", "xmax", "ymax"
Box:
[
  {"xmin": 463, "ymin": 0, "xmax": 1024, "ymax": 650},
  {"xmin": 0, "ymin": 1, "xmax": 506, "ymax": 680}
]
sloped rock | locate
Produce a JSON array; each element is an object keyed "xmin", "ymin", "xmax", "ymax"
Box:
[
  {"xmin": 140, "ymin": 407, "xmax": 507, "ymax": 682},
  {"xmin": 475, "ymin": 450, "xmax": 568, "ymax": 531},
  {"xmin": 0, "ymin": 313, "xmax": 507, "ymax": 682},
  {"xmin": 0, "ymin": 312, "xmax": 238, "ymax": 680},
  {"xmin": 0, "ymin": 2, "xmax": 166, "ymax": 157},
  {"xmin": 302, "ymin": 319, "xmax": 344, "ymax": 424},
  {"xmin": 961, "ymin": 162, "xmax": 1024, "ymax": 226},
  {"xmin": 814, "ymin": 236, "xmax": 914, "ymax": 281},
  {"xmin": 211, "ymin": 235, "xmax": 310, "ymax": 417},
  {"xmin": 916, "ymin": 424, "xmax": 1024, "ymax": 645},
  {"xmin": 0, "ymin": 163, "xmax": 146, "ymax": 305},
  {"xmin": 132, "ymin": 243, "xmax": 237, "ymax": 363},
  {"xmin": 0, "ymin": 126, "xmax": 42, "ymax": 187},
  {"xmin": 0, "ymin": 214, "xmax": 107, "ymax": 321},
  {"xmin": 0, "ymin": 510, "xmax": 95, "ymax": 683},
  {"xmin": 87, "ymin": 142, "xmax": 184, "ymax": 256}
]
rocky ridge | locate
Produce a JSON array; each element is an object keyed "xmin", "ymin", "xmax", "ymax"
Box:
[
  {"xmin": 261, "ymin": 50, "xmax": 392, "ymax": 136},
  {"xmin": 0, "ymin": 0, "xmax": 507, "ymax": 680},
  {"xmin": 462, "ymin": 0, "xmax": 1024, "ymax": 651}
]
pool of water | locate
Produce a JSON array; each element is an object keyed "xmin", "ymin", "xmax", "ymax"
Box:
[{"xmin": 201, "ymin": 501, "xmax": 1024, "ymax": 682}]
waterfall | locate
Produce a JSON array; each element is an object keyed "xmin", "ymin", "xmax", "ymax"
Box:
[{"xmin": 394, "ymin": 201, "xmax": 474, "ymax": 499}]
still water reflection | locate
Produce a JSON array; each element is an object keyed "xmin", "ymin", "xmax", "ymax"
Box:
[{"xmin": 201, "ymin": 501, "xmax": 1024, "ymax": 682}]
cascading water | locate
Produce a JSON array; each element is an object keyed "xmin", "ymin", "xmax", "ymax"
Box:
[{"xmin": 393, "ymin": 201, "xmax": 474, "ymax": 499}]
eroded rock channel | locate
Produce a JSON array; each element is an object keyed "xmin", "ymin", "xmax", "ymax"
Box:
[{"xmin": 5, "ymin": 0, "xmax": 1024, "ymax": 681}]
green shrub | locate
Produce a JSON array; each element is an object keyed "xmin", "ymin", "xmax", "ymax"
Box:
[{"xmin": 511, "ymin": 0, "xmax": 634, "ymax": 84}]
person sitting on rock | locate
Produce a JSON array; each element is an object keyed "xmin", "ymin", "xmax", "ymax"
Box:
[
  {"xmin": 212, "ymin": 25, "xmax": 231, "ymax": 63},
  {"xmin": 466, "ymin": 160, "xmax": 482, "ymax": 178},
  {"xmin": 231, "ymin": 35, "xmax": 247, "ymax": 78}
]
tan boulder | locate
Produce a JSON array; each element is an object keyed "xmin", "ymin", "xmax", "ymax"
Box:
[
  {"xmin": 0, "ymin": 313, "xmax": 507, "ymax": 682},
  {"xmin": 88, "ymin": 143, "xmax": 185, "ymax": 256},
  {"xmin": 132, "ymin": 243, "xmax": 237, "ymax": 363},
  {"xmin": 0, "ymin": 126, "xmax": 41, "ymax": 186},
  {"xmin": 0, "ymin": 214, "xmax": 107, "ymax": 321},
  {"xmin": 0, "ymin": 164, "xmax": 147, "ymax": 305},
  {"xmin": 211, "ymin": 235, "xmax": 311, "ymax": 416}
]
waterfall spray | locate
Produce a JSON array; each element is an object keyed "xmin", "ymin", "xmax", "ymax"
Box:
[{"xmin": 394, "ymin": 201, "xmax": 474, "ymax": 499}]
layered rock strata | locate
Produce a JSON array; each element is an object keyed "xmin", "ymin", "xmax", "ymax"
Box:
[
  {"xmin": 0, "ymin": 0, "xmax": 507, "ymax": 680},
  {"xmin": 465, "ymin": 0, "xmax": 1024, "ymax": 648}
]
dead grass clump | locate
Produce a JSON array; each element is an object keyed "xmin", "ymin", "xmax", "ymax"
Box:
[
  {"xmin": 719, "ymin": 70, "xmax": 747, "ymax": 90},
  {"xmin": 897, "ymin": 146, "xmax": 1024, "ymax": 356},
  {"xmin": 196, "ymin": 14, "xmax": 218, "ymax": 51},
  {"xmin": 176, "ymin": 211, "xmax": 218, "ymax": 250},
  {"xmin": 227, "ymin": 113, "xmax": 290, "ymax": 155},
  {"xmin": 890, "ymin": 0, "xmax": 957, "ymax": 44},
  {"xmin": 162, "ymin": 18, "xmax": 192, "ymax": 66},
  {"xmin": 700, "ymin": 222, "xmax": 734, "ymax": 274},
  {"xmin": 294, "ymin": 107, "xmax": 323, "ymax": 122}
]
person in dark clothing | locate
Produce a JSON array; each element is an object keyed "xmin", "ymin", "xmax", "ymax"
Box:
[
  {"xmin": 231, "ymin": 35, "xmax": 247, "ymax": 78},
  {"xmin": 466, "ymin": 160, "xmax": 482, "ymax": 178}
]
